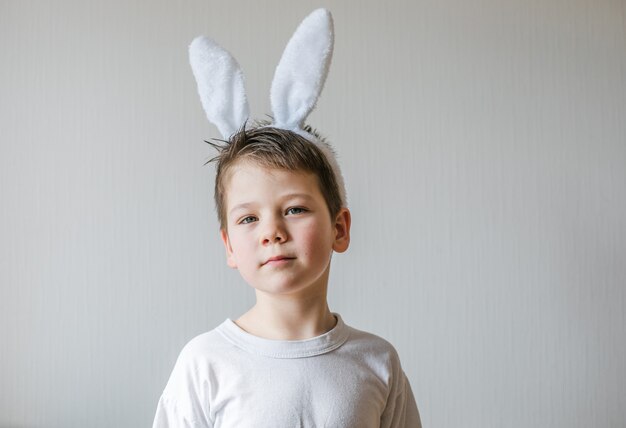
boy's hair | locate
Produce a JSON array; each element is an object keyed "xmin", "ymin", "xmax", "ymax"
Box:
[{"xmin": 205, "ymin": 123, "xmax": 343, "ymax": 231}]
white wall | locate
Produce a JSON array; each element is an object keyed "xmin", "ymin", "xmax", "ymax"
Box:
[{"xmin": 1, "ymin": 0, "xmax": 625, "ymax": 427}]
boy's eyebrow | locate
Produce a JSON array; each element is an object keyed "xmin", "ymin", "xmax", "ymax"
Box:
[
  {"xmin": 277, "ymin": 192, "xmax": 315, "ymax": 202},
  {"xmin": 229, "ymin": 202, "xmax": 254, "ymax": 215},
  {"xmin": 229, "ymin": 193, "xmax": 314, "ymax": 215}
]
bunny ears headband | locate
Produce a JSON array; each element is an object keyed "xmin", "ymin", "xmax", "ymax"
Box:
[{"xmin": 188, "ymin": 8, "xmax": 347, "ymax": 207}]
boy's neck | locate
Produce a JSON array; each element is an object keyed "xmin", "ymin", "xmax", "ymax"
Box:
[{"xmin": 234, "ymin": 297, "xmax": 337, "ymax": 341}]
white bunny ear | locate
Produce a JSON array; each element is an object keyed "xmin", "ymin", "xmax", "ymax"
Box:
[
  {"xmin": 189, "ymin": 36, "xmax": 250, "ymax": 139},
  {"xmin": 270, "ymin": 8, "xmax": 334, "ymax": 130}
]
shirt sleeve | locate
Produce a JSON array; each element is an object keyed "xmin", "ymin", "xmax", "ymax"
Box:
[
  {"xmin": 152, "ymin": 344, "xmax": 214, "ymax": 428},
  {"xmin": 380, "ymin": 370, "xmax": 422, "ymax": 428},
  {"xmin": 153, "ymin": 394, "xmax": 208, "ymax": 428}
]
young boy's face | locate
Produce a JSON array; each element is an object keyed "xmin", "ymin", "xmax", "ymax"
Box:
[{"xmin": 220, "ymin": 161, "xmax": 350, "ymax": 298}]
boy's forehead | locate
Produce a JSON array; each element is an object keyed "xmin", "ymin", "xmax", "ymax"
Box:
[
  {"xmin": 226, "ymin": 162, "xmax": 313, "ymax": 186},
  {"xmin": 224, "ymin": 163, "xmax": 321, "ymax": 202}
]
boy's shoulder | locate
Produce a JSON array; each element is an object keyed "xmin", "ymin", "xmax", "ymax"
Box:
[
  {"xmin": 175, "ymin": 327, "xmax": 228, "ymax": 361},
  {"xmin": 340, "ymin": 323, "xmax": 405, "ymax": 365}
]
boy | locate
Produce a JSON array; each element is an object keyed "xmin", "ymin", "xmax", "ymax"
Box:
[
  {"xmin": 152, "ymin": 125, "xmax": 421, "ymax": 427},
  {"xmin": 153, "ymin": 8, "xmax": 421, "ymax": 428}
]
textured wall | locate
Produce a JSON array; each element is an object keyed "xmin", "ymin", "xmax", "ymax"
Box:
[{"xmin": 1, "ymin": 0, "xmax": 625, "ymax": 427}]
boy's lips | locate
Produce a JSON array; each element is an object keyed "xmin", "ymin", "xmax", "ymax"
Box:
[{"xmin": 263, "ymin": 255, "xmax": 295, "ymax": 265}]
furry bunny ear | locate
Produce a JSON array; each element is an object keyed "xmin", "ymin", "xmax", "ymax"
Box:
[
  {"xmin": 189, "ymin": 36, "xmax": 250, "ymax": 139},
  {"xmin": 270, "ymin": 8, "xmax": 334, "ymax": 131}
]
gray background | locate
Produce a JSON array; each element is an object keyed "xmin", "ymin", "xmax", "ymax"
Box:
[{"xmin": 1, "ymin": 0, "xmax": 625, "ymax": 427}]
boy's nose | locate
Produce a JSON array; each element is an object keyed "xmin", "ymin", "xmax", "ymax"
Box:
[{"xmin": 260, "ymin": 219, "xmax": 287, "ymax": 245}]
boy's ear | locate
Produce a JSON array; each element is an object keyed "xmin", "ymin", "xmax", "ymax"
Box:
[
  {"xmin": 220, "ymin": 229, "xmax": 238, "ymax": 269},
  {"xmin": 332, "ymin": 208, "xmax": 351, "ymax": 253}
]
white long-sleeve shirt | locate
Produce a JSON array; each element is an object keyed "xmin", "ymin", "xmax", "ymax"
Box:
[{"xmin": 153, "ymin": 312, "xmax": 421, "ymax": 427}]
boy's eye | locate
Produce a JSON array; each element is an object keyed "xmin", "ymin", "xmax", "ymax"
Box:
[
  {"xmin": 286, "ymin": 207, "xmax": 307, "ymax": 215},
  {"xmin": 239, "ymin": 216, "xmax": 257, "ymax": 224}
]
